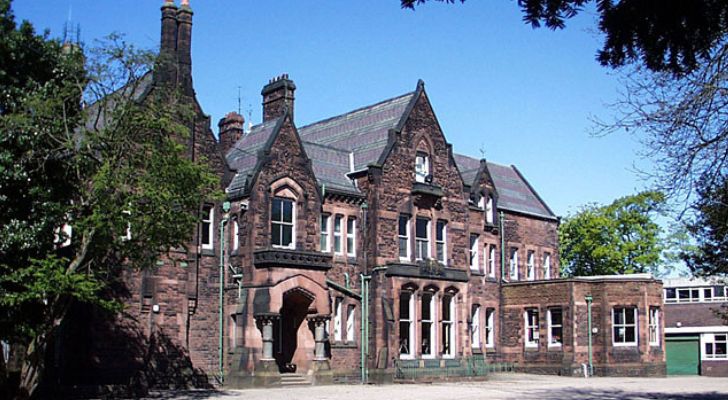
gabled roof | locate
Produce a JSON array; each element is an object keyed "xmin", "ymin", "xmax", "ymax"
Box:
[
  {"xmin": 298, "ymin": 92, "xmax": 416, "ymax": 171},
  {"xmin": 453, "ymin": 153, "xmax": 557, "ymax": 220},
  {"xmin": 301, "ymin": 141, "xmax": 359, "ymax": 194},
  {"xmin": 226, "ymin": 116, "xmax": 283, "ymax": 194}
]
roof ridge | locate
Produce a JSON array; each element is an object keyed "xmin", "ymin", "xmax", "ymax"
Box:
[
  {"xmin": 298, "ymin": 91, "xmax": 415, "ymax": 133},
  {"xmin": 302, "ymin": 140, "xmax": 351, "ymax": 154}
]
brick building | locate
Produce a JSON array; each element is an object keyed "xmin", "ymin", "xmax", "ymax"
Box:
[
  {"xmin": 663, "ymin": 278, "xmax": 728, "ymax": 377},
  {"xmin": 53, "ymin": 1, "xmax": 666, "ymax": 392}
]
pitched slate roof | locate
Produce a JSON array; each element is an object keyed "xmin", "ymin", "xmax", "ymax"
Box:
[
  {"xmin": 225, "ymin": 117, "xmax": 283, "ymax": 194},
  {"xmin": 298, "ymin": 92, "xmax": 416, "ymax": 171},
  {"xmin": 301, "ymin": 141, "xmax": 357, "ymax": 194},
  {"xmin": 83, "ymin": 72, "xmax": 155, "ymax": 132},
  {"xmin": 453, "ymin": 153, "xmax": 557, "ymax": 220}
]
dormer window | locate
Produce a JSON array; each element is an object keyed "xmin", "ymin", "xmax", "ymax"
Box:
[{"xmin": 415, "ymin": 152, "xmax": 430, "ymax": 183}]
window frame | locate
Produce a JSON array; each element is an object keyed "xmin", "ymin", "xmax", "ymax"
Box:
[
  {"xmin": 333, "ymin": 297, "xmax": 343, "ymax": 342},
  {"xmin": 415, "ymin": 217, "xmax": 431, "ymax": 261},
  {"xmin": 485, "ymin": 308, "xmax": 495, "ymax": 348},
  {"xmin": 398, "ymin": 215, "xmax": 411, "ymax": 261},
  {"xmin": 649, "ymin": 307, "xmax": 660, "ymax": 346},
  {"xmin": 543, "ymin": 253, "xmax": 551, "ymax": 279},
  {"xmin": 421, "ymin": 292, "xmax": 436, "ymax": 358},
  {"xmin": 612, "ymin": 307, "xmax": 638, "ymax": 346},
  {"xmin": 485, "ymin": 195, "xmax": 494, "ymax": 224},
  {"xmin": 526, "ymin": 250, "xmax": 535, "ymax": 281},
  {"xmin": 333, "ymin": 215, "xmax": 343, "ymax": 255},
  {"xmin": 346, "ymin": 216, "xmax": 357, "ymax": 257},
  {"xmin": 346, "ymin": 304, "xmax": 356, "ymax": 343},
  {"xmin": 703, "ymin": 333, "xmax": 728, "ymax": 360},
  {"xmin": 509, "ymin": 248, "xmax": 519, "ymax": 281},
  {"xmin": 547, "ymin": 308, "xmax": 563, "ymax": 348},
  {"xmin": 415, "ymin": 151, "xmax": 430, "ymax": 183},
  {"xmin": 320, "ymin": 214, "xmax": 330, "ymax": 253},
  {"xmin": 436, "ymin": 220, "xmax": 447, "ymax": 265},
  {"xmin": 201, "ymin": 205, "xmax": 214, "ymax": 250},
  {"xmin": 271, "ymin": 197, "xmax": 295, "ymax": 249},
  {"xmin": 399, "ymin": 291, "xmax": 415, "ymax": 359},
  {"xmin": 471, "ymin": 304, "xmax": 481, "ymax": 349},
  {"xmin": 524, "ymin": 308, "xmax": 540, "ymax": 348},
  {"xmin": 488, "ymin": 245, "xmax": 496, "ymax": 278},
  {"xmin": 469, "ymin": 234, "xmax": 480, "ymax": 272},
  {"xmin": 441, "ymin": 294, "xmax": 456, "ymax": 358},
  {"xmin": 231, "ymin": 218, "xmax": 239, "ymax": 251}
]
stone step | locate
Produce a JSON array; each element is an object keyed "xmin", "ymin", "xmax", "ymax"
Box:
[{"xmin": 279, "ymin": 373, "xmax": 311, "ymax": 386}]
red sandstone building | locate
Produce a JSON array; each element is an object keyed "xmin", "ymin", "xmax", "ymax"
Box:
[{"xmin": 53, "ymin": 1, "xmax": 667, "ymax": 392}]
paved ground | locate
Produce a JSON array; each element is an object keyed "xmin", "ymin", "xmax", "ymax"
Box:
[{"xmin": 144, "ymin": 374, "xmax": 728, "ymax": 400}]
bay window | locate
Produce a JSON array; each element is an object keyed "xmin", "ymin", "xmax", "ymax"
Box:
[{"xmin": 271, "ymin": 198, "xmax": 294, "ymax": 248}]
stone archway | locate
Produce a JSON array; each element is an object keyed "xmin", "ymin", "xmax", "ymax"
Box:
[{"xmin": 275, "ymin": 287, "xmax": 315, "ymax": 373}]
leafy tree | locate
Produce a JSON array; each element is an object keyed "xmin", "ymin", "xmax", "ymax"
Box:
[
  {"xmin": 559, "ymin": 191, "xmax": 665, "ymax": 276},
  {"xmin": 0, "ymin": 1, "xmax": 221, "ymax": 397},
  {"xmin": 401, "ymin": 0, "xmax": 728, "ymax": 76},
  {"xmin": 684, "ymin": 177, "xmax": 728, "ymax": 277}
]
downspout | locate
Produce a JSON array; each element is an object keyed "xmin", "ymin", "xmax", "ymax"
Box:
[
  {"xmin": 219, "ymin": 201, "xmax": 231, "ymax": 382},
  {"xmin": 585, "ymin": 295, "xmax": 593, "ymax": 376},
  {"xmin": 360, "ymin": 266, "xmax": 387, "ymax": 384},
  {"xmin": 499, "ymin": 211, "xmax": 506, "ymax": 282}
]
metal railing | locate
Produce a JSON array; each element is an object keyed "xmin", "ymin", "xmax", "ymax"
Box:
[{"xmin": 393, "ymin": 356, "xmax": 514, "ymax": 380}]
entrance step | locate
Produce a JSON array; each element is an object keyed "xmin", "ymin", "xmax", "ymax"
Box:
[{"xmin": 279, "ymin": 373, "xmax": 312, "ymax": 386}]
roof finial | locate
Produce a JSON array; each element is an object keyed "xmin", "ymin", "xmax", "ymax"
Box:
[{"xmin": 181, "ymin": 0, "xmax": 190, "ymax": 6}]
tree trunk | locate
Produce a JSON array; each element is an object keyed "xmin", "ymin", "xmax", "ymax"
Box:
[{"xmin": 16, "ymin": 333, "xmax": 46, "ymax": 400}]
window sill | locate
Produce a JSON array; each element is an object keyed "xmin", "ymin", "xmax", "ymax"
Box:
[
  {"xmin": 470, "ymin": 271, "xmax": 485, "ymax": 276},
  {"xmin": 547, "ymin": 344, "xmax": 563, "ymax": 351},
  {"xmin": 331, "ymin": 342, "xmax": 358, "ymax": 349},
  {"xmin": 201, "ymin": 248, "xmax": 216, "ymax": 256}
]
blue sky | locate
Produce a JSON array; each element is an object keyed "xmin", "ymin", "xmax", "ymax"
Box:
[{"xmin": 12, "ymin": 0, "xmax": 653, "ymax": 218}]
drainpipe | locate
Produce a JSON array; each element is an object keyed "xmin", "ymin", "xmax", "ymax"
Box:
[
  {"xmin": 360, "ymin": 266, "xmax": 387, "ymax": 384},
  {"xmin": 499, "ymin": 211, "xmax": 506, "ymax": 282},
  {"xmin": 219, "ymin": 201, "xmax": 231, "ymax": 382},
  {"xmin": 585, "ymin": 294, "xmax": 593, "ymax": 377}
]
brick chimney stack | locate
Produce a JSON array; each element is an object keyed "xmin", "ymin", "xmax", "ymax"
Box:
[
  {"xmin": 218, "ymin": 112, "xmax": 245, "ymax": 155},
  {"xmin": 261, "ymin": 74, "xmax": 296, "ymax": 122},
  {"xmin": 176, "ymin": 0, "xmax": 194, "ymax": 94}
]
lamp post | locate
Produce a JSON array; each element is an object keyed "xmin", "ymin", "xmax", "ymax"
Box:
[{"xmin": 218, "ymin": 201, "xmax": 230, "ymax": 382}]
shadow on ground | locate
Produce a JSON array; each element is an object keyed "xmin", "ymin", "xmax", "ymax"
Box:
[{"xmin": 144, "ymin": 389, "xmax": 233, "ymax": 399}]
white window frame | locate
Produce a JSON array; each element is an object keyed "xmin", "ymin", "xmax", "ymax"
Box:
[
  {"xmin": 121, "ymin": 210, "xmax": 132, "ymax": 241},
  {"xmin": 543, "ymin": 253, "xmax": 551, "ymax": 279},
  {"xmin": 271, "ymin": 198, "xmax": 295, "ymax": 249},
  {"xmin": 703, "ymin": 333, "xmax": 728, "ymax": 360},
  {"xmin": 398, "ymin": 215, "xmax": 411, "ymax": 261},
  {"xmin": 415, "ymin": 217, "xmax": 430, "ymax": 261},
  {"xmin": 488, "ymin": 245, "xmax": 496, "ymax": 278},
  {"xmin": 612, "ymin": 307, "xmax": 638, "ymax": 346},
  {"xmin": 231, "ymin": 218, "xmax": 239, "ymax": 251},
  {"xmin": 333, "ymin": 297, "xmax": 343, "ymax": 342},
  {"xmin": 441, "ymin": 294, "xmax": 456, "ymax": 358},
  {"xmin": 436, "ymin": 220, "xmax": 447, "ymax": 265},
  {"xmin": 477, "ymin": 196, "xmax": 485, "ymax": 210},
  {"xmin": 399, "ymin": 291, "xmax": 415, "ymax": 359},
  {"xmin": 485, "ymin": 308, "xmax": 495, "ymax": 348},
  {"xmin": 421, "ymin": 292, "xmax": 436, "ymax": 358},
  {"xmin": 547, "ymin": 308, "xmax": 563, "ymax": 348},
  {"xmin": 509, "ymin": 248, "xmax": 519, "ymax": 281},
  {"xmin": 486, "ymin": 196, "xmax": 494, "ymax": 224},
  {"xmin": 469, "ymin": 234, "xmax": 480, "ymax": 272},
  {"xmin": 202, "ymin": 205, "xmax": 214, "ymax": 250},
  {"xmin": 320, "ymin": 214, "xmax": 330, "ymax": 252},
  {"xmin": 415, "ymin": 152, "xmax": 430, "ymax": 183},
  {"xmin": 346, "ymin": 216, "xmax": 356, "ymax": 257},
  {"xmin": 471, "ymin": 304, "xmax": 481, "ymax": 349},
  {"xmin": 527, "ymin": 251, "xmax": 535, "ymax": 281},
  {"xmin": 664, "ymin": 286, "xmax": 728, "ymax": 303},
  {"xmin": 333, "ymin": 215, "xmax": 343, "ymax": 255},
  {"xmin": 524, "ymin": 308, "xmax": 539, "ymax": 348},
  {"xmin": 649, "ymin": 307, "xmax": 660, "ymax": 346},
  {"xmin": 346, "ymin": 304, "xmax": 356, "ymax": 343}
]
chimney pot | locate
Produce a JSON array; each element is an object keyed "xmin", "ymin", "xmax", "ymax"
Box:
[{"xmin": 218, "ymin": 112, "xmax": 245, "ymax": 155}]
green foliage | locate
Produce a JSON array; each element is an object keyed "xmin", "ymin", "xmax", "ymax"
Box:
[
  {"xmin": 0, "ymin": 0, "xmax": 220, "ymax": 350},
  {"xmin": 685, "ymin": 178, "xmax": 728, "ymax": 277},
  {"xmin": 401, "ymin": 0, "xmax": 728, "ymax": 75},
  {"xmin": 559, "ymin": 191, "xmax": 665, "ymax": 276}
]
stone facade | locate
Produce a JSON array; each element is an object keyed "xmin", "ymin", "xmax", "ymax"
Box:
[{"xmin": 54, "ymin": 2, "xmax": 667, "ymax": 393}]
